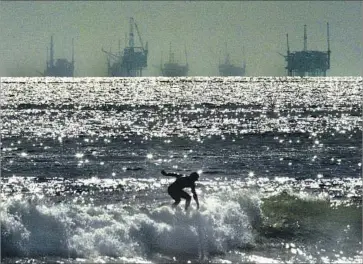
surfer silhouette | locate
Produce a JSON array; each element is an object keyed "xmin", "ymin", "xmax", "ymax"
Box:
[{"xmin": 161, "ymin": 170, "xmax": 200, "ymax": 210}]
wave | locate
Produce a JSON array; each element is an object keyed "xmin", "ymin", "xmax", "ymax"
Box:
[
  {"xmin": 1, "ymin": 189, "xmax": 361, "ymax": 261},
  {"xmin": 259, "ymin": 192, "xmax": 362, "ymax": 240},
  {"xmin": 1, "ymin": 190, "xmax": 260, "ymax": 260}
]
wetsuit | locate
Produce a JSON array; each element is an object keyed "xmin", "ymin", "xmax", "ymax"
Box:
[
  {"xmin": 161, "ymin": 170, "xmax": 199, "ymax": 210},
  {"xmin": 168, "ymin": 176, "xmax": 196, "ymax": 204}
]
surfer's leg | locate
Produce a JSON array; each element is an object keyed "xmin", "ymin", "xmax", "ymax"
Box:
[
  {"xmin": 172, "ymin": 199, "xmax": 180, "ymax": 208},
  {"xmin": 171, "ymin": 194, "xmax": 181, "ymax": 208},
  {"xmin": 168, "ymin": 187, "xmax": 181, "ymax": 208},
  {"xmin": 180, "ymin": 191, "xmax": 191, "ymax": 210}
]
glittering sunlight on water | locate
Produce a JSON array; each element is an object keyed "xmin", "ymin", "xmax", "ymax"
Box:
[{"xmin": 1, "ymin": 76, "xmax": 362, "ymax": 263}]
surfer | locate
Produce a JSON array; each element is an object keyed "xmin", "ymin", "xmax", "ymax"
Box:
[{"xmin": 161, "ymin": 170, "xmax": 200, "ymax": 210}]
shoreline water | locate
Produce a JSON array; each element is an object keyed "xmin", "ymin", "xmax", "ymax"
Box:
[{"xmin": 1, "ymin": 77, "xmax": 362, "ymax": 263}]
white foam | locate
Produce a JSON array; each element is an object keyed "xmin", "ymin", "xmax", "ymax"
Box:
[{"xmin": 1, "ymin": 190, "xmax": 258, "ymax": 260}]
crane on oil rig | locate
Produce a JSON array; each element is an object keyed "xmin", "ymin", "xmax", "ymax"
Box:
[{"xmin": 102, "ymin": 17, "xmax": 148, "ymax": 77}]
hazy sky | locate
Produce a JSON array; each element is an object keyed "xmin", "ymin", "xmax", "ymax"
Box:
[{"xmin": 0, "ymin": 1, "xmax": 362, "ymax": 77}]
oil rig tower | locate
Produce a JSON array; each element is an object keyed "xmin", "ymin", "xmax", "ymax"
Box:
[
  {"xmin": 219, "ymin": 53, "xmax": 246, "ymax": 76},
  {"xmin": 283, "ymin": 23, "xmax": 331, "ymax": 76},
  {"xmin": 161, "ymin": 43, "xmax": 188, "ymax": 77},
  {"xmin": 43, "ymin": 36, "xmax": 74, "ymax": 77},
  {"xmin": 102, "ymin": 17, "xmax": 148, "ymax": 77},
  {"xmin": 218, "ymin": 45, "xmax": 246, "ymax": 76}
]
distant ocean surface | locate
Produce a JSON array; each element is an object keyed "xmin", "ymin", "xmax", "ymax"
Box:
[{"xmin": 1, "ymin": 76, "xmax": 362, "ymax": 263}]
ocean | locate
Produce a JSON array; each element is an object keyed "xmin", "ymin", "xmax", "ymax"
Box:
[{"xmin": 1, "ymin": 76, "xmax": 362, "ymax": 263}]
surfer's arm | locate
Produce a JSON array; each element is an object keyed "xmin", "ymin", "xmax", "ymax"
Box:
[
  {"xmin": 191, "ymin": 185, "xmax": 199, "ymax": 209},
  {"xmin": 161, "ymin": 170, "xmax": 183, "ymax": 178}
]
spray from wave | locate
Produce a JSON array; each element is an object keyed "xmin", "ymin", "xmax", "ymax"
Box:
[
  {"xmin": 1, "ymin": 191, "xmax": 261, "ymax": 261},
  {"xmin": 1, "ymin": 185, "xmax": 361, "ymax": 263}
]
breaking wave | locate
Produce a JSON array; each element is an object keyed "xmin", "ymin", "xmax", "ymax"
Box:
[
  {"xmin": 2, "ymin": 188, "xmax": 361, "ymax": 261},
  {"xmin": 1, "ymin": 191, "xmax": 258, "ymax": 261}
]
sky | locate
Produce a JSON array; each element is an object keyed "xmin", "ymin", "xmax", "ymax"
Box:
[{"xmin": 0, "ymin": 1, "xmax": 362, "ymax": 77}]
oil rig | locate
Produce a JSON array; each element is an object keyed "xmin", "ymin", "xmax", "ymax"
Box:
[
  {"xmin": 160, "ymin": 43, "xmax": 188, "ymax": 77},
  {"xmin": 43, "ymin": 36, "xmax": 74, "ymax": 77},
  {"xmin": 218, "ymin": 47, "xmax": 246, "ymax": 76},
  {"xmin": 283, "ymin": 23, "xmax": 331, "ymax": 77},
  {"xmin": 102, "ymin": 17, "xmax": 148, "ymax": 77}
]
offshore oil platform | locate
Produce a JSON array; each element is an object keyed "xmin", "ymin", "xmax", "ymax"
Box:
[
  {"xmin": 218, "ymin": 47, "xmax": 246, "ymax": 76},
  {"xmin": 160, "ymin": 43, "xmax": 188, "ymax": 77},
  {"xmin": 43, "ymin": 36, "xmax": 74, "ymax": 77},
  {"xmin": 282, "ymin": 23, "xmax": 331, "ymax": 76},
  {"xmin": 102, "ymin": 17, "xmax": 148, "ymax": 77}
]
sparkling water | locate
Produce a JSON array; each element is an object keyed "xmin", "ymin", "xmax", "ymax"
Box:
[{"xmin": 1, "ymin": 77, "xmax": 362, "ymax": 263}]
